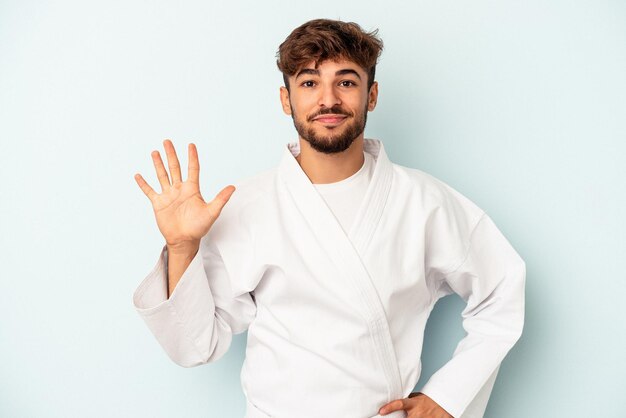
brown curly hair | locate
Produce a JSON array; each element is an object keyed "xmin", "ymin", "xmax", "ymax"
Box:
[{"xmin": 276, "ymin": 19, "xmax": 384, "ymax": 92}]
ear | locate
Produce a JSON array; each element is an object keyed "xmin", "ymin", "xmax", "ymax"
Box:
[
  {"xmin": 280, "ymin": 86, "xmax": 292, "ymax": 115},
  {"xmin": 367, "ymin": 81, "xmax": 378, "ymax": 111}
]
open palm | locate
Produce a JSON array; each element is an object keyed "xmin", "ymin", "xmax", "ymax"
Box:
[{"xmin": 134, "ymin": 139, "xmax": 235, "ymax": 248}]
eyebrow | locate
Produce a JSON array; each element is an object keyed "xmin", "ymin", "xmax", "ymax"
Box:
[{"xmin": 295, "ymin": 68, "xmax": 362, "ymax": 80}]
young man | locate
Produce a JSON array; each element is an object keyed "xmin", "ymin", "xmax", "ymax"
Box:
[{"xmin": 133, "ymin": 19, "xmax": 525, "ymax": 418}]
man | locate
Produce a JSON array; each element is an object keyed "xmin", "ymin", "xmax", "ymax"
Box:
[{"xmin": 132, "ymin": 19, "xmax": 525, "ymax": 418}]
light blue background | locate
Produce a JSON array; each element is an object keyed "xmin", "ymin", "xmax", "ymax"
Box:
[{"xmin": 1, "ymin": 1, "xmax": 625, "ymax": 417}]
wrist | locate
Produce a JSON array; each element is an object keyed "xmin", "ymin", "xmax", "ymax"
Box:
[{"xmin": 166, "ymin": 240, "xmax": 200, "ymax": 256}]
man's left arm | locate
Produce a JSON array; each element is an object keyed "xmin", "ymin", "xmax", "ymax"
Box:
[{"xmin": 419, "ymin": 212, "xmax": 526, "ymax": 418}]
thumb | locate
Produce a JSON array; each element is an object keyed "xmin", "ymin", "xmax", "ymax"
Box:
[
  {"xmin": 207, "ymin": 185, "xmax": 236, "ymax": 219},
  {"xmin": 215, "ymin": 185, "xmax": 236, "ymax": 204},
  {"xmin": 378, "ymin": 398, "xmax": 407, "ymax": 415}
]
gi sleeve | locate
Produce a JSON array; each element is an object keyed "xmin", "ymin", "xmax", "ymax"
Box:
[
  {"xmin": 420, "ymin": 211, "xmax": 526, "ymax": 418},
  {"xmin": 132, "ymin": 233, "xmax": 257, "ymax": 368}
]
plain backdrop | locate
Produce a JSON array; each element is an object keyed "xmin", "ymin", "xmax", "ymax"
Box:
[{"xmin": 1, "ymin": 0, "xmax": 625, "ymax": 417}]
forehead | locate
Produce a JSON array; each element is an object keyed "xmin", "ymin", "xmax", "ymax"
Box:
[{"xmin": 295, "ymin": 58, "xmax": 366, "ymax": 76}]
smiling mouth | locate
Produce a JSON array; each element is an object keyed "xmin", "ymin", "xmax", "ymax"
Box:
[{"xmin": 313, "ymin": 115, "xmax": 348, "ymax": 125}]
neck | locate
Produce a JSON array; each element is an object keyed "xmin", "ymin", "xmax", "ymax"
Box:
[{"xmin": 295, "ymin": 135, "xmax": 365, "ymax": 184}]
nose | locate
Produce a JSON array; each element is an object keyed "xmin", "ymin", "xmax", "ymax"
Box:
[{"xmin": 318, "ymin": 84, "xmax": 341, "ymax": 108}]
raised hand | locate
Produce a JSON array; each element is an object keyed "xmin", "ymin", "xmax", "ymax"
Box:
[{"xmin": 134, "ymin": 139, "xmax": 235, "ymax": 252}]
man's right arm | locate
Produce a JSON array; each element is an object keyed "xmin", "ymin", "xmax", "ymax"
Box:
[
  {"xmin": 132, "ymin": 139, "xmax": 255, "ymax": 366},
  {"xmin": 166, "ymin": 241, "xmax": 200, "ymax": 298},
  {"xmin": 133, "ymin": 237, "xmax": 257, "ymax": 367}
]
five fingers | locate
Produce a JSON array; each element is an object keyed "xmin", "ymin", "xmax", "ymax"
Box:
[{"xmin": 135, "ymin": 140, "xmax": 230, "ymax": 204}]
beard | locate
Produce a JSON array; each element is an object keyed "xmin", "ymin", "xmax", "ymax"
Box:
[{"xmin": 291, "ymin": 103, "xmax": 368, "ymax": 154}]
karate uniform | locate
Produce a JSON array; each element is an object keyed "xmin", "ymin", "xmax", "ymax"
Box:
[
  {"xmin": 133, "ymin": 138, "xmax": 526, "ymax": 418},
  {"xmin": 313, "ymin": 150, "xmax": 375, "ymax": 234}
]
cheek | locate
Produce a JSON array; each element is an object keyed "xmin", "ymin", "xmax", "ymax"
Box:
[
  {"xmin": 291, "ymin": 100, "xmax": 315, "ymax": 119},
  {"xmin": 345, "ymin": 93, "xmax": 368, "ymax": 110}
]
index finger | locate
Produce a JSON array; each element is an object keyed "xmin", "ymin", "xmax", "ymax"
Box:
[{"xmin": 188, "ymin": 143, "xmax": 200, "ymax": 184}]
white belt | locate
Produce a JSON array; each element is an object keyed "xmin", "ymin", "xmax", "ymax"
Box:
[{"xmin": 245, "ymin": 398, "xmax": 407, "ymax": 418}]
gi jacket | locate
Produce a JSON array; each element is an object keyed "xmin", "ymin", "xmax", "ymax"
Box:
[{"xmin": 133, "ymin": 138, "xmax": 526, "ymax": 418}]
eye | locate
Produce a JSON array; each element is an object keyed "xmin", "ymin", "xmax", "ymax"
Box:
[
  {"xmin": 301, "ymin": 80, "xmax": 316, "ymax": 87},
  {"xmin": 340, "ymin": 80, "xmax": 357, "ymax": 87}
]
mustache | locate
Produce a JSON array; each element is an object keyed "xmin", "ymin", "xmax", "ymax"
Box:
[{"xmin": 307, "ymin": 106, "xmax": 352, "ymax": 122}]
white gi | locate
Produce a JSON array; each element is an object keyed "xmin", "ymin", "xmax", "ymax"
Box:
[{"xmin": 133, "ymin": 138, "xmax": 526, "ymax": 418}]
